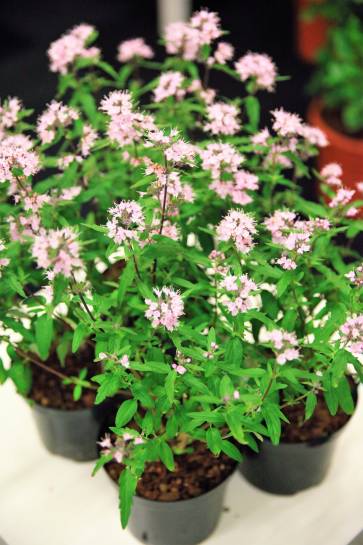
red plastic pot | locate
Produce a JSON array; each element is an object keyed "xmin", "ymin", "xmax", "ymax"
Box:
[
  {"xmin": 295, "ymin": 0, "xmax": 329, "ymax": 63},
  {"xmin": 308, "ymin": 99, "xmax": 363, "ymax": 216}
]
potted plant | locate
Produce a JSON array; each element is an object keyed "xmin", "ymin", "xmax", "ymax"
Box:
[
  {"xmin": 307, "ymin": 7, "xmax": 363, "ymax": 209},
  {"xmin": 0, "ymin": 24, "xmax": 154, "ymax": 460}
]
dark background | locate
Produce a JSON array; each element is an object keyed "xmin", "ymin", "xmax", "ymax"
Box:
[{"xmin": 0, "ymin": 0, "xmax": 312, "ymax": 117}]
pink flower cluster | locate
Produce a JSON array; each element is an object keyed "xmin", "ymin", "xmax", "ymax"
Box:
[
  {"xmin": 0, "ymin": 240, "xmax": 9, "ymax": 276},
  {"xmin": 221, "ymin": 274, "xmax": 257, "ymax": 316},
  {"xmin": 0, "ymin": 138, "xmax": 40, "ymax": 186},
  {"xmin": 32, "ymin": 227, "xmax": 83, "ymax": 280},
  {"xmin": 154, "ymin": 71, "xmax": 185, "ymax": 102},
  {"xmin": 117, "ymin": 38, "xmax": 153, "ymax": 63},
  {"xmin": 264, "ymin": 329, "xmax": 300, "ymax": 364},
  {"xmin": 164, "ymin": 9, "xmax": 221, "ymax": 61},
  {"xmin": 0, "ymin": 97, "xmax": 22, "ymax": 136},
  {"xmin": 235, "ymin": 53, "xmax": 277, "ymax": 91},
  {"xmin": 199, "ymin": 143, "xmax": 244, "ymax": 177},
  {"xmin": 100, "ymin": 90, "xmax": 155, "ymax": 147},
  {"xmin": 145, "ymin": 286, "xmax": 184, "ymax": 331},
  {"xmin": 271, "ymin": 109, "xmax": 303, "ymax": 137},
  {"xmin": 106, "ymin": 200, "xmax": 145, "ymax": 245},
  {"xmin": 208, "ymin": 250, "xmax": 228, "ymax": 276},
  {"xmin": 37, "ymin": 101, "xmax": 79, "ymax": 144},
  {"xmin": 99, "ymin": 432, "xmax": 144, "ymax": 463},
  {"xmin": 212, "ymin": 42, "xmax": 234, "ymax": 64},
  {"xmin": 320, "ymin": 164, "xmax": 358, "ymax": 216},
  {"xmin": 204, "ymin": 102, "xmax": 240, "ymax": 136},
  {"xmin": 340, "ymin": 316, "xmax": 363, "ymax": 358},
  {"xmin": 210, "ymin": 169, "xmax": 259, "ymax": 205},
  {"xmin": 265, "ymin": 210, "xmax": 330, "ymax": 259},
  {"xmin": 48, "ymin": 24, "xmax": 100, "ymax": 74},
  {"xmin": 217, "ymin": 209, "xmax": 256, "ymax": 253},
  {"xmin": 346, "ymin": 264, "xmax": 363, "ymax": 287},
  {"xmin": 164, "ymin": 139, "xmax": 196, "ymax": 165}
]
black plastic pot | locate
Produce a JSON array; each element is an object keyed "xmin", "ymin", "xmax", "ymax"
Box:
[
  {"xmin": 240, "ymin": 423, "xmax": 350, "ymax": 494},
  {"xmin": 31, "ymin": 403, "xmax": 109, "ymax": 461},
  {"xmin": 127, "ymin": 473, "xmax": 234, "ymax": 545}
]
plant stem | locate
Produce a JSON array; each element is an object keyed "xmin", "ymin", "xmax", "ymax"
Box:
[{"xmin": 71, "ymin": 273, "xmax": 96, "ymax": 322}]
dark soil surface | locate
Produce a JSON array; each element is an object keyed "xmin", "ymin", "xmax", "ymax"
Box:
[
  {"xmin": 281, "ymin": 393, "xmax": 353, "ymax": 443},
  {"xmin": 29, "ymin": 344, "xmax": 97, "ymax": 410},
  {"xmin": 105, "ymin": 441, "xmax": 236, "ymax": 501}
]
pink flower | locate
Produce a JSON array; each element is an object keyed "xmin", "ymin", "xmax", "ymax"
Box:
[
  {"xmin": 48, "ymin": 24, "xmax": 100, "ymax": 74},
  {"xmin": 164, "ymin": 140, "xmax": 196, "ymax": 165},
  {"xmin": 199, "ymin": 143, "xmax": 244, "ymax": 179},
  {"xmin": 145, "ymin": 286, "xmax": 184, "ymax": 331},
  {"xmin": 252, "ymin": 128, "xmax": 270, "ymax": 147},
  {"xmin": 321, "ymin": 163, "xmax": 343, "ymax": 179},
  {"xmin": 9, "ymin": 214, "xmax": 41, "ymax": 241},
  {"xmin": 217, "ymin": 209, "xmax": 256, "ymax": 253},
  {"xmin": 264, "ymin": 329, "xmax": 300, "ymax": 364},
  {"xmin": 235, "ymin": 52, "xmax": 277, "ymax": 91},
  {"xmin": 346, "ymin": 265, "xmax": 363, "ymax": 287},
  {"xmin": 120, "ymin": 355, "xmax": 130, "ymax": 369},
  {"xmin": 81, "ymin": 124, "xmax": 98, "ymax": 156},
  {"xmin": 32, "ymin": 227, "xmax": 83, "ymax": 280},
  {"xmin": 275, "ymin": 255, "xmax": 297, "ymax": 270},
  {"xmin": 221, "ymin": 273, "xmax": 258, "ymax": 316},
  {"xmin": 153, "ymin": 71, "xmax": 185, "ymax": 102},
  {"xmin": 164, "ymin": 21, "xmax": 200, "ymax": 61},
  {"xmin": 106, "ymin": 200, "xmax": 145, "ymax": 245},
  {"xmin": 210, "ymin": 169, "xmax": 258, "ymax": 205},
  {"xmin": 37, "ymin": 101, "xmax": 79, "ymax": 144},
  {"xmin": 172, "ymin": 363, "xmax": 187, "ymax": 375},
  {"xmin": 300, "ymin": 124, "xmax": 328, "ymax": 147},
  {"xmin": 190, "ymin": 10, "xmax": 222, "ymax": 45},
  {"xmin": 271, "ymin": 108, "xmax": 303, "ymax": 137},
  {"xmin": 233, "ymin": 390, "xmax": 240, "ymax": 400},
  {"xmin": 0, "ymin": 97, "xmax": 22, "ymax": 133},
  {"xmin": 204, "ymin": 102, "xmax": 240, "ymax": 135},
  {"xmin": 213, "ymin": 42, "xmax": 234, "ymax": 64},
  {"xmin": 117, "ymin": 38, "xmax": 153, "ymax": 62},
  {"xmin": 340, "ymin": 315, "xmax": 363, "ymax": 358},
  {"xmin": 329, "ymin": 188, "xmax": 355, "ymax": 210},
  {"xmin": 0, "ymin": 139, "xmax": 40, "ymax": 186}
]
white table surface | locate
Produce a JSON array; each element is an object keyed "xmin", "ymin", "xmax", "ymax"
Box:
[{"xmin": 0, "ymin": 380, "xmax": 362, "ymax": 545}]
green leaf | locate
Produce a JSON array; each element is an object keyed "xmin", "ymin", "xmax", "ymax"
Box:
[
  {"xmin": 159, "ymin": 441, "xmax": 175, "ymax": 471},
  {"xmin": 72, "ymin": 323, "xmax": 88, "ymax": 353},
  {"xmin": 35, "ymin": 314, "xmax": 54, "ymax": 361},
  {"xmin": 115, "ymin": 399, "xmax": 138, "ymax": 428},
  {"xmin": 8, "ymin": 362, "xmax": 32, "ymax": 396},
  {"xmin": 245, "ymin": 95, "xmax": 260, "ymax": 129},
  {"xmin": 305, "ymin": 392, "xmax": 317, "ymax": 420},
  {"xmin": 0, "ymin": 358, "xmax": 7, "ymax": 384},
  {"xmin": 226, "ymin": 409, "xmax": 245, "ymax": 443},
  {"xmin": 92, "ymin": 453, "xmax": 113, "ymax": 476},
  {"xmin": 337, "ymin": 376, "xmax": 355, "ymax": 415},
  {"xmin": 220, "ymin": 439, "xmax": 243, "ymax": 462},
  {"xmin": 7, "ymin": 274, "xmax": 26, "ymax": 297},
  {"xmin": 323, "ymin": 375, "xmax": 339, "ymax": 415},
  {"xmin": 206, "ymin": 428, "xmax": 222, "ymax": 455},
  {"xmin": 117, "ymin": 261, "xmax": 135, "ymax": 305},
  {"xmin": 262, "ymin": 403, "xmax": 281, "ymax": 445},
  {"xmin": 224, "ymin": 337, "xmax": 243, "ymax": 366},
  {"xmin": 119, "ymin": 468, "xmax": 137, "ymax": 529},
  {"xmin": 165, "ymin": 371, "xmax": 176, "ymax": 404}
]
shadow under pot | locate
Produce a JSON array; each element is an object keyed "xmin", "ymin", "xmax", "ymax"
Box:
[
  {"xmin": 31, "ymin": 402, "xmax": 109, "ymax": 461},
  {"xmin": 240, "ymin": 390, "xmax": 358, "ymax": 494},
  {"xmin": 103, "ymin": 442, "xmax": 236, "ymax": 545}
]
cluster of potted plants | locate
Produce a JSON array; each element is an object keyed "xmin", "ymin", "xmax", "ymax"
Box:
[{"xmin": 0, "ymin": 11, "xmax": 362, "ymax": 545}]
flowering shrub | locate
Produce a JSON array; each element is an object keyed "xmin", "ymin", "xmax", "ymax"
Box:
[{"xmin": 0, "ymin": 10, "xmax": 362, "ymax": 529}]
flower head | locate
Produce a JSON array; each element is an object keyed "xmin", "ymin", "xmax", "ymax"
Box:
[
  {"xmin": 346, "ymin": 264, "xmax": 363, "ymax": 287},
  {"xmin": 213, "ymin": 42, "xmax": 234, "ymax": 64},
  {"xmin": 153, "ymin": 71, "xmax": 185, "ymax": 102},
  {"xmin": 271, "ymin": 108, "xmax": 303, "ymax": 137},
  {"xmin": 217, "ymin": 209, "xmax": 256, "ymax": 253},
  {"xmin": 32, "ymin": 227, "xmax": 83, "ymax": 280},
  {"xmin": 117, "ymin": 38, "xmax": 153, "ymax": 62},
  {"xmin": 48, "ymin": 24, "xmax": 100, "ymax": 74},
  {"xmin": 340, "ymin": 316, "xmax": 363, "ymax": 358},
  {"xmin": 221, "ymin": 274, "xmax": 258, "ymax": 316},
  {"xmin": 264, "ymin": 329, "xmax": 300, "ymax": 364},
  {"xmin": 204, "ymin": 102, "xmax": 240, "ymax": 136},
  {"xmin": 106, "ymin": 201, "xmax": 145, "ymax": 245},
  {"xmin": 37, "ymin": 101, "xmax": 79, "ymax": 144},
  {"xmin": 145, "ymin": 286, "xmax": 184, "ymax": 331},
  {"xmin": 235, "ymin": 53, "xmax": 277, "ymax": 91}
]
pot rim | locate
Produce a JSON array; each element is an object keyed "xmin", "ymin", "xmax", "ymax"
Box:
[
  {"xmin": 308, "ymin": 98, "xmax": 363, "ymax": 152},
  {"xmin": 104, "ymin": 461, "xmax": 237, "ymax": 506},
  {"xmin": 28, "ymin": 398, "xmax": 96, "ymax": 415}
]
